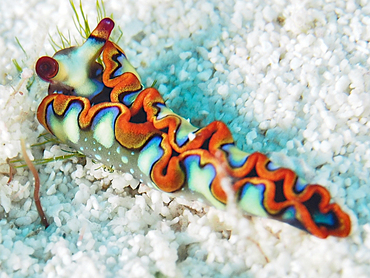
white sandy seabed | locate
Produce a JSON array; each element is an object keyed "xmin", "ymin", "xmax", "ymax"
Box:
[{"xmin": 1, "ymin": 0, "xmax": 370, "ymax": 277}]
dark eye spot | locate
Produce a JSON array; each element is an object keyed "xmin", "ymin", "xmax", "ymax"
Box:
[{"xmin": 35, "ymin": 56, "xmax": 59, "ymax": 82}]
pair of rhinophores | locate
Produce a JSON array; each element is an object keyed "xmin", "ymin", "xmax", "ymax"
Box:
[{"xmin": 35, "ymin": 18, "xmax": 351, "ymax": 238}]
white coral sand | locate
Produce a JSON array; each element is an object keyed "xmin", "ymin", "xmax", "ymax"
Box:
[{"xmin": 1, "ymin": 0, "xmax": 370, "ymax": 277}]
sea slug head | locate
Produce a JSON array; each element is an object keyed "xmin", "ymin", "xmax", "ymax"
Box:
[{"xmin": 35, "ymin": 18, "xmax": 115, "ymax": 99}]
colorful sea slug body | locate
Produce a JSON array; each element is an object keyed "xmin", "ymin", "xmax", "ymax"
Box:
[{"xmin": 35, "ymin": 18, "xmax": 351, "ymax": 238}]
